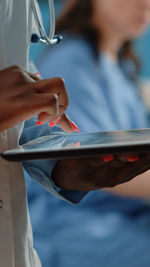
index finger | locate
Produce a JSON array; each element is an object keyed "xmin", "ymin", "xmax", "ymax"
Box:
[{"xmin": 58, "ymin": 114, "xmax": 77, "ymax": 133}]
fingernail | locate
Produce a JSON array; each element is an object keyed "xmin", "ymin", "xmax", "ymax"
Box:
[
  {"xmin": 76, "ymin": 141, "xmax": 81, "ymax": 147},
  {"xmin": 102, "ymin": 155, "xmax": 114, "ymax": 162},
  {"xmin": 36, "ymin": 121, "xmax": 44, "ymax": 126},
  {"xmin": 125, "ymin": 156, "xmax": 139, "ymax": 162},
  {"xmin": 71, "ymin": 121, "xmax": 79, "ymax": 133},
  {"xmin": 49, "ymin": 117, "xmax": 60, "ymax": 128},
  {"xmin": 35, "ymin": 72, "xmax": 40, "ymax": 76}
]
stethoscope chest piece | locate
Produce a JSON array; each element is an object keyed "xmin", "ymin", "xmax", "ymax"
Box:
[
  {"xmin": 30, "ymin": 0, "xmax": 62, "ymax": 45},
  {"xmin": 31, "ymin": 33, "xmax": 63, "ymax": 45}
]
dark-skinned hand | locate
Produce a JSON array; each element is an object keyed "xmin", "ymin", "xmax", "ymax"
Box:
[
  {"xmin": 52, "ymin": 153, "xmax": 150, "ymax": 191},
  {"xmin": 0, "ymin": 65, "xmax": 75, "ymax": 132}
]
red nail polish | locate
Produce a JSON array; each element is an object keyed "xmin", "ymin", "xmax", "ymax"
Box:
[
  {"xmin": 71, "ymin": 121, "xmax": 79, "ymax": 133},
  {"xmin": 36, "ymin": 121, "xmax": 44, "ymax": 126},
  {"xmin": 35, "ymin": 72, "xmax": 40, "ymax": 76},
  {"xmin": 102, "ymin": 155, "xmax": 114, "ymax": 162},
  {"xmin": 49, "ymin": 117, "xmax": 60, "ymax": 128},
  {"xmin": 49, "ymin": 122, "xmax": 56, "ymax": 127},
  {"xmin": 125, "ymin": 156, "xmax": 139, "ymax": 162},
  {"xmin": 76, "ymin": 141, "xmax": 81, "ymax": 147}
]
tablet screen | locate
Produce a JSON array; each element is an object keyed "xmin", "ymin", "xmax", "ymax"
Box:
[{"xmin": 2, "ymin": 128, "xmax": 150, "ymax": 161}]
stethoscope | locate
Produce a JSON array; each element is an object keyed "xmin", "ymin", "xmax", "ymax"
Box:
[{"xmin": 30, "ymin": 0, "xmax": 62, "ymax": 45}]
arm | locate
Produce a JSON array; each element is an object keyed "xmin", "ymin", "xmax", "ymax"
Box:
[
  {"xmin": 21, "ymin": 117, "xmax": 150, "ymax": 203},
  {"xmin": 105, "ymin": 170, "xmax": 150, "ymax": 200},
  {"xmin": 20, "ymin": 117, "xmax": 87, "ymax": 203}
]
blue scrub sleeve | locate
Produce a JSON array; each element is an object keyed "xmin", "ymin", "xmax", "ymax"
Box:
[{"xmin": 20, "ymin": 117, "xmax": 87, "ymax": 203}]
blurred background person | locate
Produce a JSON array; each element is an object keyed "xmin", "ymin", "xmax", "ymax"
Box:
[{"xmin": 26, "ymin": 0, "xmax": 150, "ymax": 267}]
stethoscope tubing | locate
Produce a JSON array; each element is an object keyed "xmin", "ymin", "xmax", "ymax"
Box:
[{"xmin": 30, "ymin": 0, "xmax": 62, "ymax": 45}]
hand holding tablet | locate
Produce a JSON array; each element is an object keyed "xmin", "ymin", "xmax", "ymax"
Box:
[
  {"xmin": 52, "ymin": 152, "xmax": 150, "ymax": 191},
  {"xmin": 2, "ymin": 128, "xmax": 150, "ymax": 190}
]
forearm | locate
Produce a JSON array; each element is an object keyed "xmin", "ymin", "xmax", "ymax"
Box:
[{"xmin": 105, "ymin": 170, "xmax": 150, "ymax": 199}]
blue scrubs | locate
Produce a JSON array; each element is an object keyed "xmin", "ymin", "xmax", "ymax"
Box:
[{"xmin": 26, "ymin": 33, "xmax": 150, "ymax": 267}]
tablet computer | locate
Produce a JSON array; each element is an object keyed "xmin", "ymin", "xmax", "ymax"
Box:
[{"xmin": 1, "ymin": 128, "xmax": 150, "ymax": 162}]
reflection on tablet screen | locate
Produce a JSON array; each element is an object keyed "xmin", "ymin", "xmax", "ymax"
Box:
[{"xmin": 18, "ymin": 128, "xmax": 150, "ymax": 152}]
